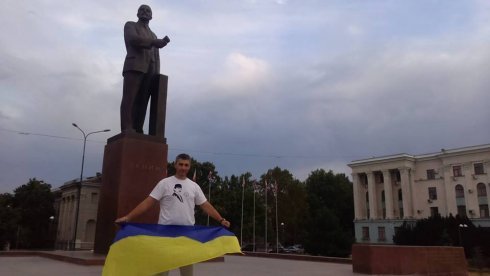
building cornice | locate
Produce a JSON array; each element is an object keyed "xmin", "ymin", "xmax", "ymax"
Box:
[
  {"xmin": 348, "ymin": 154, "xmax": 415, "ymax": 167},
  {"xmin": 58, "ymin": 176, "xmax": 102, "ymax": 191},
  {"xmin": 348, "ymin": 143, "xmax": 490, "ymax": 167}
]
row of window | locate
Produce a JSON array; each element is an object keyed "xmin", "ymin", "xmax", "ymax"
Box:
[
  {"xmin": 365, "ymin": 183, "xmax": 489, "ymax": 218},
  {"xmin": 454, "ymin": 183, "xmax": 487, "ymax": 197},
  {"xmin": 426, "ymin": 163, "xmax": 485, "ymax": 180},
  {"xmin": 364, "ymin": 163, "xmax": 485, "ymax": 185},
  {"xmin": 427, "ymin": 184, "xmax": 487, "ymax": 199},
  {"xmin": 429, "ymin": 183, "xmax": 489, "ymax": 199},
  {"xmin": 371, "ymin": 183, "xmax": 487, "ymax": 202},
  {"xmin": 427, "ymin": 184, "xmax": 489, "ymax": 218}
]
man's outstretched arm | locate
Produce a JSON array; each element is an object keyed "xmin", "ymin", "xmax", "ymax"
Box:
[
  {"xmin": 115, "ymin": 196, "xmax": 158, "ymax": 223},
  {"xmin": 199, "ymin": 201, "xmax": 230, "ymax": 228}
]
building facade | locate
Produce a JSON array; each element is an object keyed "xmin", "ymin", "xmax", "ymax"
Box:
[
  {"xmin": 55, "ymin": 174, "xmax": 101, "ymax": 250},
  {"xmin": 348, "ymin": 144, "xmax": 490, "ymax": 244}
]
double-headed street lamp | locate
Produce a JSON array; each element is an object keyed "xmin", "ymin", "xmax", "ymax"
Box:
[
  {"xmin": 458, "ymin": 223, "xmax": 468, "ymax": 247},
  {"xmin": 71, "ymin": 123, "xmax": 110, "ymax": 250}
]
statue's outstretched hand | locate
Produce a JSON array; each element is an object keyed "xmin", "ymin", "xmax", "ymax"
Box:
[{"xmin": 152, "ymin": 36, "xmax": 170, "ymax": 48}]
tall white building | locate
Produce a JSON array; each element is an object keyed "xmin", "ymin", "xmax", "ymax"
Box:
[{"xmin": 348, "ymin": 144, "xmax": 490, "ymax": 244}]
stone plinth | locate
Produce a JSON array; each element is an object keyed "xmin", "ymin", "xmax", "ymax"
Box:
[
  {"xmin": 352, "ymin": 244, "xmax": 467, "ymax": 275},
  {"xmin": 94, "ymin": 132, "xmax": 167, "ymax": 254}
]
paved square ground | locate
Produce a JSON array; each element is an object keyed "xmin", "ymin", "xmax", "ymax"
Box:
[{"xmin": 0, "ymin": 255, "xmax": 356, "ymax": 275}]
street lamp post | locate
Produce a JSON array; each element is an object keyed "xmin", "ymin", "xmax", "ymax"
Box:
[
  {"xmin": 458, "ymin": 223, "xmax": 468, "ymax": 246},
  {"xmin": 48, "ymin": 216, "xmax": 55, "ymax": 248},
  {"xmin": 280, "ymin": 222, "xmax": 285, "ymax": 246},
  {"xmin": 71, "ymin": 123, "xmax": 110, "ymax": 250}
]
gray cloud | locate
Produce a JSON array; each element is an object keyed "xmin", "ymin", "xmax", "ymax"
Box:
[{"xmin": 1, "ymin": 1, "xmax": 490, "ymax": 192}]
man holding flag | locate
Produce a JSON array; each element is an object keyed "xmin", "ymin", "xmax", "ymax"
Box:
[{"xmin": 111, "ymin": 153, "xmax": 235, "ymax": 276}]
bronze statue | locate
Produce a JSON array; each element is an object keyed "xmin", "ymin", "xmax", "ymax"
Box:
[{"xmin": 120, "ymin": 4, "xmax": 170, "ymax": 135}]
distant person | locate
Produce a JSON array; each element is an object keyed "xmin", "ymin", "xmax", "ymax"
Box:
[
  {"xmin": 115, "ymin": 153, "xmax": 230, "ymax": 276},
  {"xmin": 120, "ymin": 4, "xmax": 170, "ymax": 133}
]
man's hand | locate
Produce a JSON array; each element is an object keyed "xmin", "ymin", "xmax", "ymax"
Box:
[
  {"xmin": 115, "ymin": 216, "xmax": 130, "ymax": 224},
  {"xmin": 220, "ymin": 219, "xmax": 231, "ymax": 228}
]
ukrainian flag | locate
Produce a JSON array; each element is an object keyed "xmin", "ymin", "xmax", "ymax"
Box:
[{"xmin": 102, "ymin": 223, "xmax": 241, "ymax": 276}]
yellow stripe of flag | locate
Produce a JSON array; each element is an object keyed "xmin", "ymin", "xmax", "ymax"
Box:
[{"xmin": 103, "ymin": 223, "xmax": 241, "ymax": 276}]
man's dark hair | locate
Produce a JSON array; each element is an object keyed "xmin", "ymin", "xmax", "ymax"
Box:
[{"xmin": 175, "ymin": 153, "xmax": 191, "ymax": 162}]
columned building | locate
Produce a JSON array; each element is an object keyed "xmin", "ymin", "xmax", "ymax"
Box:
[
  {"xmin": 55, "ymin": 174, "xmax": 102, "ymax": 250},
  {"xmin": 348, "ymin": 144, "xmax": 490, "ymax": 244}
]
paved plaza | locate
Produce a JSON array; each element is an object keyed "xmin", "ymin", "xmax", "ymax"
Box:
[{"xmin": 0, "ymin": 254, "xmax": 357, "ymax": 276}]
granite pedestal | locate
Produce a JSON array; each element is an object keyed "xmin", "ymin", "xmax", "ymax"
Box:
[
  {"xmin": 352, "ymin": 244, "xmax": 467, "ymax": 275},
  {"xmin": 94, "ymin": 132, "xmax": 168, "ymax": 254}
]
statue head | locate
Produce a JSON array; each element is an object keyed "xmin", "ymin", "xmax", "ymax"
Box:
[{"xmin": 137, "ymin": 5, "xmax": 152, "ymax": 22}]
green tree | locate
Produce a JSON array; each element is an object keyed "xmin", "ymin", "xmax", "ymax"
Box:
[
  {"xmin": 216, "ymin": 174, "xmax": 242, "ymax": 236},
  {"xmin": 259, "ymin": 167, "xmax": 307, "ymax": 248},
  {"xmin": 13, "ymin": 178, "xmax": 55, "ymax": 249},
  {"xmin": 0, "ymin": 193, "xmax": 18, "ymax": 250},
  {"xmin": 304, "ymin": 169, "xmax": 354, "ymax": 257}
]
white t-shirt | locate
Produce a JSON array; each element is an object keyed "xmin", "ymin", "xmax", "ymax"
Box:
[{"xmin": 149, "ymin": 176, "xmax": 207, "ymax": 225}]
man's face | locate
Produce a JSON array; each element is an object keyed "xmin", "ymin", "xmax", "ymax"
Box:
[
  {"xmin": 137, "ymin": 5, "xmax": 152, "ymax": 21},
  {"xmin": 174, "ymin": 159, "xmax": 191, "ymax": 178}
]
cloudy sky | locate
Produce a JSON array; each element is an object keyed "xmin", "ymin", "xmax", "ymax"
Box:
[{"xmin": 1, "ymin": 0, "xmax": 490, "ymax": 193}]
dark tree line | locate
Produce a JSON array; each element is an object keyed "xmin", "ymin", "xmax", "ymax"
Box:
[
  {"xmin": 0, "ymin": 179, "xmax": 56, "ymax": 249},
  {"xmin": 168, "ymin": 160, "xmax": 354, "ymax": 257}
]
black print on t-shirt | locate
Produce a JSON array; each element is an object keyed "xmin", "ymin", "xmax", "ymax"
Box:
[{"xmin": 172, "ymin": 184, "xmax": 183, "ymax": 203}]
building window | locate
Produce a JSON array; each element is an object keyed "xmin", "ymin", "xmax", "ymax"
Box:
[
  {"xmin": 427, "ymin": 169, "xmax": 436, "ymax": 180},
  {"xmin": 477, "ymin": 183, "xmax": 487, "ymax": 197},
  {"xmin": 455, "ymin": 185, "xmax": 465, "ymax": 198},
  {"xmin": 378, "ymin": 227, "xmax": 386, "ymax": 241},
  {"xmin": 430, "ymin": 207, "xmax": 439, "ymax": 217},
  {"xmin": 428, "ymin": 187, "xmax": 437, "ymax": 200},
  {"xmin": 453, "ymin": 165, "xmax": 462, "ymax": 177},
  {"xmin": 457, "ymin": 206, "xmax": 467, "ymax": 217},
  {"xmin": 375, "ymin": 172, "xmax": 384, "ymax": 184},
  {"xmin": 474, "ymin": 163, "xmax": 485, "ymax": 175},
  {"xmin": 398, "ymin": 189, "xmax": 403, "ymax": 201},
  {"xmin": 362, "ymin": 227, "xmax": 370, "ymax": 241},
  {"xmin": 480, "ymin": 205, "xmax": 489, "ymax": 218}
]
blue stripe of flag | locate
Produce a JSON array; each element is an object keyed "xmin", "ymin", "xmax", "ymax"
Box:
[{"xmin": 114, "ymin": 223, "xmax": 235, "ymax": 244}]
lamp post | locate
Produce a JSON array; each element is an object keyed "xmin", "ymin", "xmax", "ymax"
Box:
[
  {"xmin": 458, "ymin": 223, "xmax": 468, "ymax": 246},
  {"xmin": 48, "ymin": 216, "xmax": 55, "ymax": 248},
  {"xmin": 280, "ymin": 222, "xmax": 285, "ymax": 247},
  {"xmin": 71, "ymin": 123, "xmax": 110, "ymax": 250}
]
